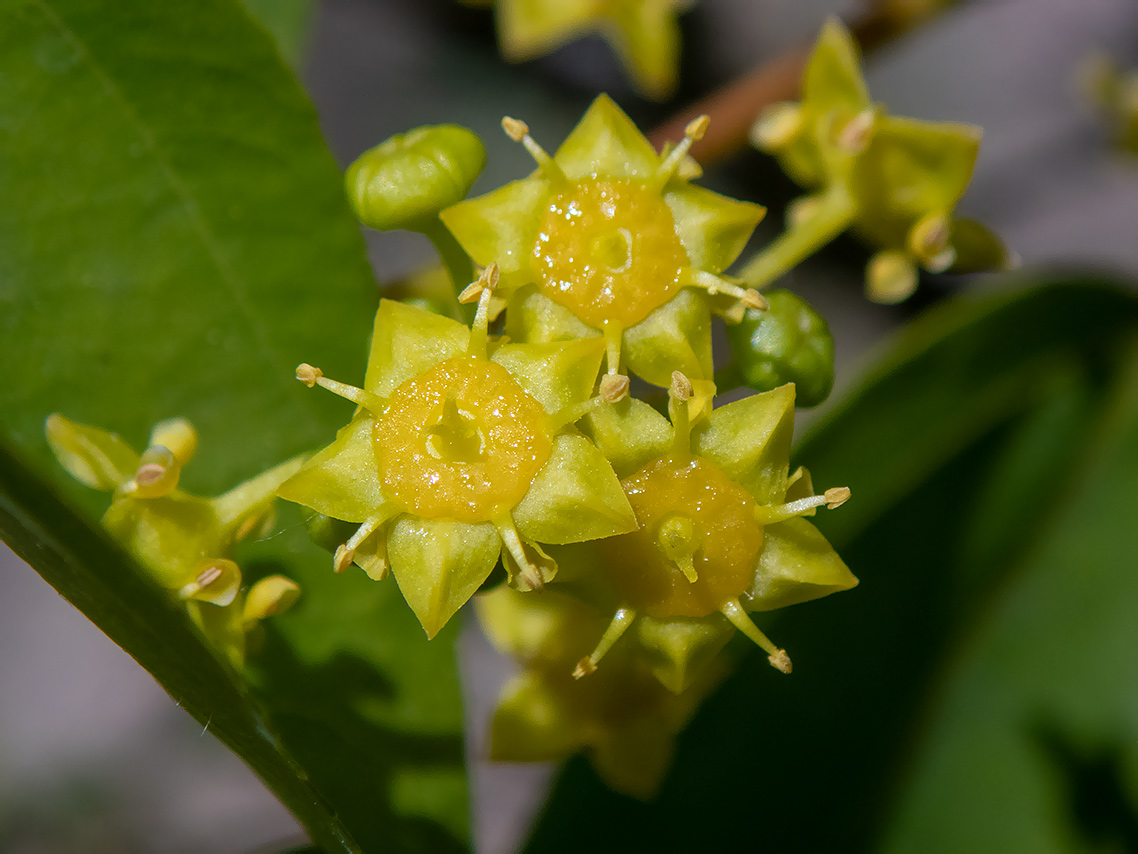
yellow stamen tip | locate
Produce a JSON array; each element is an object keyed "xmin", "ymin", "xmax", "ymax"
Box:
[
  {"xmin": 572, "ymin": 658, "xmax": 597, "ymax": 680},
  {"xmin": 769, "ymin": 649, "xmax": 793, "ymax": 674},
  {"xmin": 742, "ymin": 289, "xmax": 768, "ymax": 311},
  {"xmin": 600, "ymin": 373, "xmax": 630, "ymax": 402},
  {"xmin": 502, "ymin": 116, "xmax": 528, "ymax": 142},
  {"xmin": 670, "ymin": 371, "xmax": 693, "ymax": 402},
  {"xmin": 457, "ymin": 282, "xmax": 482, "ymax": 304},
  {"xmin": 685, "ymin": 114, "xmax": 711, "ymax": 141},
  {"xmin": 824, "ymin": 486, "xmax": 851, "ymax": 509},
  {"xmin": 296, "ymin": 363, "xmax": 323, "ymax": 387},
  {"xmin": 333, "ymin": 544, "xmax": 354, "ymax": 574}
]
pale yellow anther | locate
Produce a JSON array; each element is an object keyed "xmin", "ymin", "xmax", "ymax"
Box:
[
  {"xmin": 135, "ymin": 462, "xmax": 169, "ymax": 488},
  {"xmin": 742, "ymin": 289, "xmax": 768, "ymax": 311},
  {"xmin": 196, "ymin": 564, "xmax": 223, "ymax": 588},
  {"xmin": 908, "ymin": 213, "xmax": 956, "ymax": 273},
  {"xmin": 514, "ymin": 563, "xmax": 544, "ymax": 592},
  {"xmin": 685, "ymin": 114, "xmax": 711, "ymax": 142},
  {"xmin": 670, "ymin": 371, "xmax": 693, "ymax": 402},
  {"xmin": 769, "ymin": 649, "xmax": 793, "ymax": 674},
  {"xmin": 599, "ymin": 373, "xmax": 630, "ymax": 402},
  {"xmin": 457, "ymin": 281, "xmax": 482, "ymax": 304},
  {"xmin": 296, "ymin": 363, "xmax": 323, "ymax": 387},
  {"xmin": 824, "ymin": 486, "xmax": 851, "ymax": 509},
  {"xmin": 837, "ymin": 109, "xmax": 876, "ymax": 154},
  {"xmin": 501, "ymin": 116, "xmax": 528, "ymax": 142},
  {"xmin": 574, "ymin": 607, "xmax": 637, "ymax": 679},
  {"xmin": 177, "ymin": 559, "xmax": 240, "ymax": 606},
  {"xmin": 129, "ymin": 445, "xmax": 180, "ymax": 498},
  {"xmin": 333, "ymin": 544, "xmax": 354, "ymax": 574},
  {"xmin": 572, "ymin": 658, "xmax": 597, "ymax": 680}
]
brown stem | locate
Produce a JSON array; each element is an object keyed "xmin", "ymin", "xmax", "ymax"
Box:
[{"xmin": 650, "ymin": 4, "xmax": 953, "ymax": 164}]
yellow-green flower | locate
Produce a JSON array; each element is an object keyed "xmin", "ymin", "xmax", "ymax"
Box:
[
  {"xmin": 568, "ymin": 373, "xmax": 858, "ymax": 688},
  {"xmin": 746, "ymin": 18, "xmax": 1010, "ymax": 302},
  {"xmin": 466, "ymin": 0, "xmax": 691, "ymax": 100},
  {"xmin": 277, "ymin": 278, "xmax": 637, "ymax": 638},
  {"xmin": 45, "ymin": 414, "xmax": 302, "ymax": 668},
  {"xmin": 441, "ymin": 95, "xmax": 765, "ymax": 395},
  {"xmin": 476, "ymin": 584, "xmax": 726, "ymax": 799}
]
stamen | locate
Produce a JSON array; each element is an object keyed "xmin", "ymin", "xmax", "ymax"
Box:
[
  {"xmin": 126, "ymin": 444, "xmax": 181, "ymax": 498},
  {"xmin": 333, "ymin": 512, "xmax": 391, "ymax": 574},
  {"xmin": 908, "ymin": 213, "xmax": 956, "ymax": 273},
  {"xmin": 603, "ymin": 323, "xmax": 623, "ymax": 376},
  {"xmin": 651, "ymin": 114, "xmax": 710, "ymax": 191},
  {"xmin": 754, "ymin": 486, "xmax": 851, "ymax": 524},
  {"xmin": 296, "ymin": 364, "xmax": 384, "ymax": 412},
  {"xmin": 720, "ymin": 599, "xmax": 792, "ymax": 674},
  {"xmin": 497, "ymin": 514, "xmax": 556, "ymax": 591},
  {"xmin": 836, "ymin": 108, "xmax": 876, "ymax": 155},
  {"xmin": 573, "ymin": 607, "xmax": 638, "ymax": 679},
  {"xmin": 599, "ymin": 374, "xmax": 629, "ymax": 403},
  {"xmin": 466, "ymin": 263, "xmax": 499, "ymax": 359},
  {"xmin": 687, "ymin": 270, "xmax": 757, "ymax": 304},
  {"xmin": 177, "ymin": 558, "xmax": 241, "ymax": 607},
  {"xmin": 669, "ymin": 370, "xmax": 693, "ymax": 452},
  {"xmin": 824, "ymin": 486, "xmax": 851, "ymax": 509},
  {"xmin": 501, "ymin": 116, "xmax": 566, "ymax": 182}
]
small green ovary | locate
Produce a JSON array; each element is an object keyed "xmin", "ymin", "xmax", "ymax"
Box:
[{"xmin": 532, "ymin": 179, "xmax": 688, "ymax": 330}]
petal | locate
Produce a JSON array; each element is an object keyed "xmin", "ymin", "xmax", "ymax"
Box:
[
  {"xmin": 949, "ymin": 217, "xmax": 1013, "ymax": 274},
  {"xmin": 276, "ymin": 414, "xmax": 390, "ymax": 523},
  {"xmin": 581, "ymin": 397, "xmax": 672, "ymax": 478},
  {"xmin": 439, "ymin": 178, "xmax": 549, "ymax": 286},
  {"xmin": 387, "ymin": 516, "xmax": 501, "ymax": 638},
  {"xmin": 554, "ymin": 94, "xmax": 661, "ymax": 180},
  {"xmin": 665, "ymin": 183, "xmax": 765, "ymax": 274},
  {"xmin": 491, "ymin": 337, "xmax": 606, "ymax": 414},
  {"xmin": 623, "ymin": 288, "xmax": 713, "ymax": 387},
  {"xmin": 607, "ymin": 1, "xmax": 682, "ymax": 101},
  {"xmin": 212, "ymin": 454, "xmax": 305, "ymax": 535},
  {"xmin": 504, "ymin": 285, "xmax": 597, "ymax": 344},
  {"xmin": 633, "ymin": 613, "xmax": 734, "ymax": 694},
  {"xmin": 364, "ymin": 298, "xmax": 470, "ymax": 397},
  {"xmin": 512, "ymin": 433, "xmax": 637, "ymax": 544},
  {"xmin": 746, "ymin": 517, "xmax": 858, "ymax": 611},
  {"xmin": 803, "ymin": 17, "xmax": 870, "ymax": 114},
  {"xmin": 495, "ymin": 0, "xmax": 598, "ymax": 60},
  {"xmin": 102, "ymin": 493, "xmax": 226, "ymax": 588},
  {"xmin": 489, "ymin": 669, "xmax": 589, "ymax": 761},
  {"xmin": 45, "ymin": 414, "xmax": 139, "ymax": 491},
  {"xmin": 692, "ymin": 383, "xmax": 795, "ymax": 503},
  {"xmin": 186, "ymin": 599, "xmax": 246, "ymax": 671}
]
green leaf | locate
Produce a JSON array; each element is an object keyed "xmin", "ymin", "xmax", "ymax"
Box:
[
  {"xmin": 523, "ymin": 275, "xmax": 1138, "ymax": 852},
  {"xmin": 239, "ymin": 0, "xmax": 313, "ymax": 65},
  {"xmin": 0, "ymin": 1, "xmax": 467, "ymax": 849}
]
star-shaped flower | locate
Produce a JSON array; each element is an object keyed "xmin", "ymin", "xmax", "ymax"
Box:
[
  {"xmin": 45, "ymin": 414, "xmax": 302, "ymax": 668},
  {"xmin": 468, "ymin": 0, "xmax": 692, "ymax": 100},
  {"xmin": 440, "ymin": 95, "xmax": 765, "ymax": 397},
  {"xmin": 277, "ymin": 274, "xmax": 637, "ymax": 638},
  {"xmin": 747, "ymin": 18, "xmax": 1010, "ymax": 302}
]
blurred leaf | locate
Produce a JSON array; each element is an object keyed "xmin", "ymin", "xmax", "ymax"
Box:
[
  {"xmin": 523, "ymin": 276, "xmax": 1138, "ymax": 851},
  {"xmin": 0, "ymin": 1, "xmax": 467, "ymax": 850},
  {"xmin": 240, "ymin": 0, "xmax": 314, "ymax": 65}
]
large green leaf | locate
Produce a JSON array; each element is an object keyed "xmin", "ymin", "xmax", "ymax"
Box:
[
  {"xmin": 523, "ymin": 276, "xmax": 1138, "ymax": 851},
  {"xmin": 240, "ymin": 0, "xmax": 313, "ymax": 64},
  {"xmin": 0, "ymin": 1, "xmax": 467, "ymax": 850}
]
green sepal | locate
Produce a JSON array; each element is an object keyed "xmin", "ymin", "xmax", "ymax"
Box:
[
  {"xmin": 633, "ymin": 613, "xmax": 735, "ymax": 694},
  {"xmin": 387, "ymin": 516, "xmax": 502, "ymax": 638},
  {"xmin": 949, "ymin": 217, "xmax": 1015, "ymax": 274},
  {"xmin": 553, "ymin": 94, "xmax": 661, "ymax": 181},
  {"xmin": 491, "ymin": 337, "xmax": 606, "ymax": 415},
  {"xmin": 581, "ymin": 397, "xmax": 673, "ymax": 478},
  {"xmin": 504, "ymin": 286, "xmax": 597, "ymax": 345},
  {"xmin": 850, "ymin": 115, "xmax": 981, "ymax": 247},
  {"xmin": 607, "ymin": 1, "xmax": 681, "ymax": 101},
  {"xmin": 345, "ymin": 124, "xmax": 486, "ymax": 233},
  {"xmin": 102, "ymin": 492, "xmax": 226, "ymax": 588},
  {"xmin": 490, "ymin": 668, "xmax": 591, "ymax": 761},
  {"xmin": 803, "ymin": 18, "xmax": 870, "ymax": 117},
  {"xmin": 439, "ymin": 178, "xmax": 548, "ymax": 287},
  {"xmin": 476, "ymin": 585, "xmax": 609, "ymax": 666},
  {"xmin": 665, "ymin": 183, "xmax": 766, "ymax": 275},
  {"xmin": 45, "ymin": 413, "xmax": 139, "ymax": 491},
  {"xmin": 746, "ymin": 517, "xmax": 858, "ymax": 611},
  {"xmin": 364, "ymin": 299, "xmax": 470, "ymax": 397},
  {"xmin": 495, "ymin": 0, "xmax": 597, "ymax": 61},
  {"xmin": 624, "ymin": 288, "xmax": 714, "ymax": 387},
  {"xmin": 692, "ymin": 383, "xmax": 795, "ymax": 504},
  {"xmin": 724, "ymin": 290, "xmax": 835, "ymax": 407},
  {"xmin": 513, "ymin": 433, "xmax": 637, "ymax": 545},
  {"xmin": 276, "ymin": 413, "xmax": 390, "ymax": 524}
]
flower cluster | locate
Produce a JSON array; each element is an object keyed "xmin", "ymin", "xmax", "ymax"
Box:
[
  {"xmin": 46, "ymin": 415, "xmax": 302, "ymax": 668},
  {"xmin": 287, "ymin": 94, "xmax": 857, "ymax": 794}
]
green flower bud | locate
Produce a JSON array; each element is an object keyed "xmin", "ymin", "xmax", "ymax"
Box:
[
  {"xmin": 725, "ymin": 290, "xmax": 835, "ymax": 407},
  {"xmin": 345, "ymin": 124, "xmax": 486, "ymax": 232}
]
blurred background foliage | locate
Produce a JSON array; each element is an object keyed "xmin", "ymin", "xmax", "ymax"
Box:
[{"xmin": 1, "ymin": 1, "xmax": 1137, "ymax": 852}]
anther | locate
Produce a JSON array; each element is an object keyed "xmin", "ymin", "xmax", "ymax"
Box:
[
  {"xmin": 652, "ymin": 114, "xmax": 711, "ymax": 190},
  {"xmin": 296, "ymin": 363, "xmax": 322, "ymax": 387},
  {"xmin": 670, "ymin": 371, "xmax": 693, "ymax": 402},
  {"xmin": 836, "ymin": 109, "xmax": 876, "ymax": 154},
  {"xmin": 720, "ymin": 598, "xmax": 792, "ymax": 673},
  {"xmin": 501, "ymin": 116, "xmax": 565, "ymax": 181},
  {"xmin": 600, "ymin": 373, "xmax": 630, "ymax": 402},
  {"xmin": 573, "ymin": 607, "xmax": 637, "ymax": 680},
  {"xmin": 333, "ymin": 544, "xmax": 354, "ymax": 574},
  {"xmin": 741, "ymin": 289, "xmax": 768, "ymax": 311},
  {"xmin": 501, "ymin": 116, "xmax": 528, "ymax": 141},
  {"xmin": 685, "ymin": 114, "xmax": 711, "ymax": 141},
  {"xmin": 824, "ymin": 486, "xmax": 851, "ymax": 509}
]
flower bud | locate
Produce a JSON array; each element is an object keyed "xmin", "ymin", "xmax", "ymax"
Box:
[
  {"xmin": 345, "ymin": 124, "xmax": 486, "ymax": 232},
  {"xmin": 725, "ymin": 290, "xmax": 835, "ymax": 407}
]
